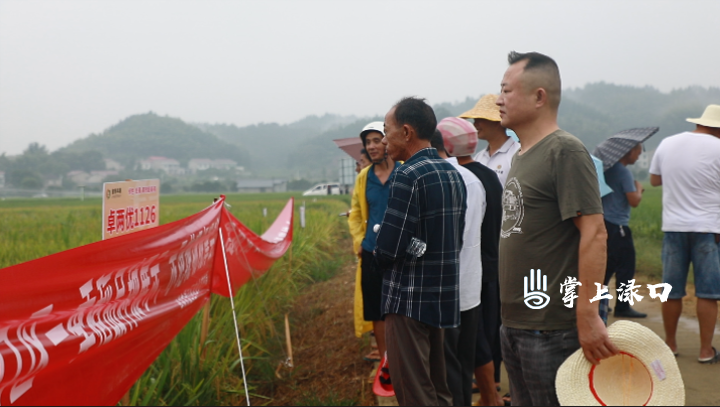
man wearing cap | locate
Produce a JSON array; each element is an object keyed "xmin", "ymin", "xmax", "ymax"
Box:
[
  {"xmin": 348, "ymin": 122, "xmax": 400, "ymax": 361},
  {"xmin": 649, "ymin": 104, "xmax": 720, "ymax": 364},
  {"xmin": 496, "ymin": 51, "xmax": 617, "ymax": 406},
  {"xmin": 431, "ymin": 123, "xmax": 485, "ymax": 406},
  {"xmin": 460, "ymin": 94, "xmax": 520, "ymax": 187},
  {"xmin": 376, "ymin": 97, "xmax": 467, "ymax": 406}
]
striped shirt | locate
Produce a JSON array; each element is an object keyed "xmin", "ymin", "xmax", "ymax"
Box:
[{"xmin": 375, "ymin": 148, "xmax": 467, "ymax": 328}]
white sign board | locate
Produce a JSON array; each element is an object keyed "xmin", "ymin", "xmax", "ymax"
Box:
[{"xmin": 102, "ymin": 179, "xmax": 160, "ymax": 240}]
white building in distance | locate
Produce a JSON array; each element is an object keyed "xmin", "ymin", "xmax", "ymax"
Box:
[
  {"xmin": 236, "ymin": 179, "xmax": 286, "ymax": 193},
  {"xmin": 104, "ymin": 158, "xmax": 124, "ymax": 171},
  {"xmin": 138, "ymin": 156, "xmax": 183, "ymax": 175},
  {"xmin": 67, "ymin": 170, "xmax": 119, "ymax": 186},
  {"xmin": 635, "ymin": 149, "xmax": 654, "ymax": 169},
  {"xmin": 188, "ymin": 158, "xmax": 241, "ymax": 173}
]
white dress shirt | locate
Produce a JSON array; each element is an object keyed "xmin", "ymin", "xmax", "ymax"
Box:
[{"xmin": 474, "ymin": 137, "xmax": 521, "ymax": 187}]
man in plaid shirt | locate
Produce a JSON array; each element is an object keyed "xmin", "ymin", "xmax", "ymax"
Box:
[{"xmin": 375, "ymin": 97, "xmax": 467, "ymax": 406}]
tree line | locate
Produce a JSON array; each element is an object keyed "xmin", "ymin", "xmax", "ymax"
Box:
[
  {"xmin": 3, "ymin": 83, "xmax": 717, "ymax": 189},
  {"xmin": 0, "ymin": 144, "xmax": 104, "ymax": 189}
]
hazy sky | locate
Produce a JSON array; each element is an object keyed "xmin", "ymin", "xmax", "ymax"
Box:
[{"xmin": 1, "ymin": 0, "xmax": 718, "ymax": 155}]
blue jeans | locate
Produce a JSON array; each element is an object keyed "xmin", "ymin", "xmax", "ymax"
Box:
[
  {"xmin": 500, "ymin": 326, "xmax": 580, "ymax": 406},
  {"xmin": 662, "ymin": 232, "xmax": 720, "ymax": 300}
]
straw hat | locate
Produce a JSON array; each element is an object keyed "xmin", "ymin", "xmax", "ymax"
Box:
[
  {"xmin": 556, "ymin": 320, "xmax": 684, "ymax": 406},
  {"xmin": 458, "ymin": 94, "xmax": 501, "ymax": 122},
  {"xmin": 437, "ymin": 117, "xmax": 478, "ymax": 157},
  {"xmin": 686, "ymin": 104, "xmax": 720, "ymax": 128}
]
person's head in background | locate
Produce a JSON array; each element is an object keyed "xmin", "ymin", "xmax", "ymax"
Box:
[
  {"xmin": 430, "ymin": 129, "xmax": 448, "ymax": 159},
  {"xmin": 459, "ymin": 94, "xmax": 507, "ymax": 146},
  {"xmin": 619, "ymin": 143, "xmax": 643, "ymax": 166},
  {"xmin": 359, "ymin": 149, "xmax": 371, "ymax": 171},
  {"xmin": 436, "ymin": 117, "xmax": 478, "ymax": 165},
  {"xmin": 383, "ymin": 97, "xmax": 437, "ymax": 162},
  {"xmin": 360, "ymin": 122, "xmax": 389, "ymax": 166},
  {"xmin": 688, "ymin": 104, "xmax": 720, "ymax": 138}
]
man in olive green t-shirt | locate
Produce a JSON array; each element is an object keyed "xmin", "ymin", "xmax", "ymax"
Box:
[{"xmin": 496, "ymin": 51, "xmax": 618, "ymax": 406}]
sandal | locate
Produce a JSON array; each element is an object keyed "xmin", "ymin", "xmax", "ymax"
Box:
[
  {"xmin": 698, "ymin": 347, "xmax": 720, "ymax": 364},
  {"xmin": 379, "ymin": 368, "xmax": 392, "ymax": 385},
  {"xmin": 364, "ymin": 349, "xmax": 381, "ymax": 362},
  {"xmin": 373, "ymin": 354, "xmax": 395, "ymax": 397}
]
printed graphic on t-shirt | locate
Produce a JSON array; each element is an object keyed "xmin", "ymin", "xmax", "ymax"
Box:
[{"xmin": 501, "ymin": 177, "xmax": 524, "ymax": 238}]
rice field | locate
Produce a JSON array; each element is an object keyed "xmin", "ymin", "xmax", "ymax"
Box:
[
  {"xmin": 629, "ymin": 184, "xmax": 664, "ymax": 280},
  {"xmin": 0, "ymin": 193, "xmax": 353, "ymax": 406},
  {"xmin": 1, "ymin": 188, "xmax": 667, "ymax": 405}
]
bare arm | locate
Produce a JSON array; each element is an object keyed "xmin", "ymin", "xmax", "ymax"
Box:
[
  {"xmin": 650, "ymin": 174, "xmax": 662, "ymax": 187},
  {"xmin": 626, "ymin": 180, "xmax": 644, "ymax": 208},
  {"xmin": 572, "ymin": 213, "xmax": 619, "ymax": 365}
]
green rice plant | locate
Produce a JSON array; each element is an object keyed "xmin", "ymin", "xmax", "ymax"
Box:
[
  {"xmin": 126, "ymin": 198, "xmax": 352, "ymax": 405},
  {"xmin": 629, "ymin": 185, "xmax": 664, "ymax": 280},
  {"xmin": 0, "ymin": 193, "xmax": 352, "ymax": 406}
]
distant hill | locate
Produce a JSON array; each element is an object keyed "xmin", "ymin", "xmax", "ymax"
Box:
[
  {"xmin": 564, "ymin": 83, "xmax": 720, "ymax": 150},
  {"xmin": 55, "ymin": 83, "xmax": 718, "ymax": 182},
  {"xmin": 61, "ymin": 112, "xmax": 250, "ymax": 167},
  {"xmin": 194, "ymin": 113, "xmax": 361, "ymax": 174},
  {"xmin": 287, "ymin": 117, "xmax": 383, "ymax": 180}
]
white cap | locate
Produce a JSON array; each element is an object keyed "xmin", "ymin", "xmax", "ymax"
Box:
[{"xmin": 360, "ymin": 121, "xmax": 385, "ymax": 139}]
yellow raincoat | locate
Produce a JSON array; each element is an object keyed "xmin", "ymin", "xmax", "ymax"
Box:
[{"xmin": 348, "ymin": 166, "xmax": 374, "ymax": 338}]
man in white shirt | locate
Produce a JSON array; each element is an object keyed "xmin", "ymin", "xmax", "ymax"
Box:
[
  {"xmin": 431, "ymin": 124, "xmax": 486, "ymax": 406},
  {"xmin": 649, "ymin": 104, "xmax": 720, "ymax": 364},
  {"xmin": 460, "ymin": 94, "xmax": 521, "ymax": 186},
  {"xmin": 461, "ymin": 93, "xmax": 519, "ymax": 404}
]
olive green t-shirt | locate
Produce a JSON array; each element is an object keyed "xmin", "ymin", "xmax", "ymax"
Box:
[{"xmin": 499, "ymin": 129, "xmax": 602, "ymax": 330}]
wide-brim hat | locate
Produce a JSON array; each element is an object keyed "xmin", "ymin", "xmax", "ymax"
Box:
[
  {"xmin": 686, "ymin": 104, "xmax": 720, "ymax": 128},
  {"xmin": 556, "ymin": 320, "xmax": 684, "ymax": 406},
  {"xmin": 437, "ymin": 117, "xmax": 478, "ymax": 157},
  {"xmin": 459, "ymin": 94, "xmax": 501, "ymax": 122}
]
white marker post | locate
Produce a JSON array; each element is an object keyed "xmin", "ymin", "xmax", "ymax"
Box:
[{"xmin": 299, "ymin": 204, "xmax": 306, "ymax": 229}]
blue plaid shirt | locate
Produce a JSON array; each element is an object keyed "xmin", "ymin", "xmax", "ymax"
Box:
[{"xmin": 375, "ymin": 148, "xmax": 467, "ymax": 328}]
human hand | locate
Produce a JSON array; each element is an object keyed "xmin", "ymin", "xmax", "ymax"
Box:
[
  {"xmin": 576, "ymin": 311, "xmax": 618, "ymax": 365},
  {"xmin": 635, "ymin": 180, "xmax": 644, "ymax": 194},
  {"xmin": 356, "ymin": 247, "xmax": 363, "ymax": 258}
]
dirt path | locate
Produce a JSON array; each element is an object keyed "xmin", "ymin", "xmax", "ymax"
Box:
[
  {"xmin": 621, "ymin": 276, "xmax": 720, "ymax": 406},
  {"xmin": 253, "ymin": 260, "xmax": 377, "ymax": 406},
  {"xmin": 253, "ymin": 263, "xmax": 719, "ymax": 406}
]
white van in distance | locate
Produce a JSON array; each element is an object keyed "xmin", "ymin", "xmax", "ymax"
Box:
[{"xmin": 302, "ymin": 183, "xmax": 341, "ymax": 196}]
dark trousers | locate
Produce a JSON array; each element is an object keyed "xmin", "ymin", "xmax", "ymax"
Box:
[
  {"xmin": 475, "ymin": 280, "xmax": 501, "ymax": 368},
  {"xmin": 386, "ymin": 313, "xmax": 453, "ymax": 406},
  {"xmin": 444, "ymin": 305, "xmax": 480, "ymax": 406},
  {"xmin": 604, "ymin": 220, "xmax": 636, "ymax": 311},
  {"xmin": 500, "ymin": 326, "xmax": 580, "ymax": 406}
]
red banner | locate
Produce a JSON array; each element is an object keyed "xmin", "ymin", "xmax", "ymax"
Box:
[
  {"xmin": 0, "ymin": 196, "xmax": 293, "ymax": 406},
  {"xmin": 213, "ymin": 198, "xmax": 294, "ymax": 296}
]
